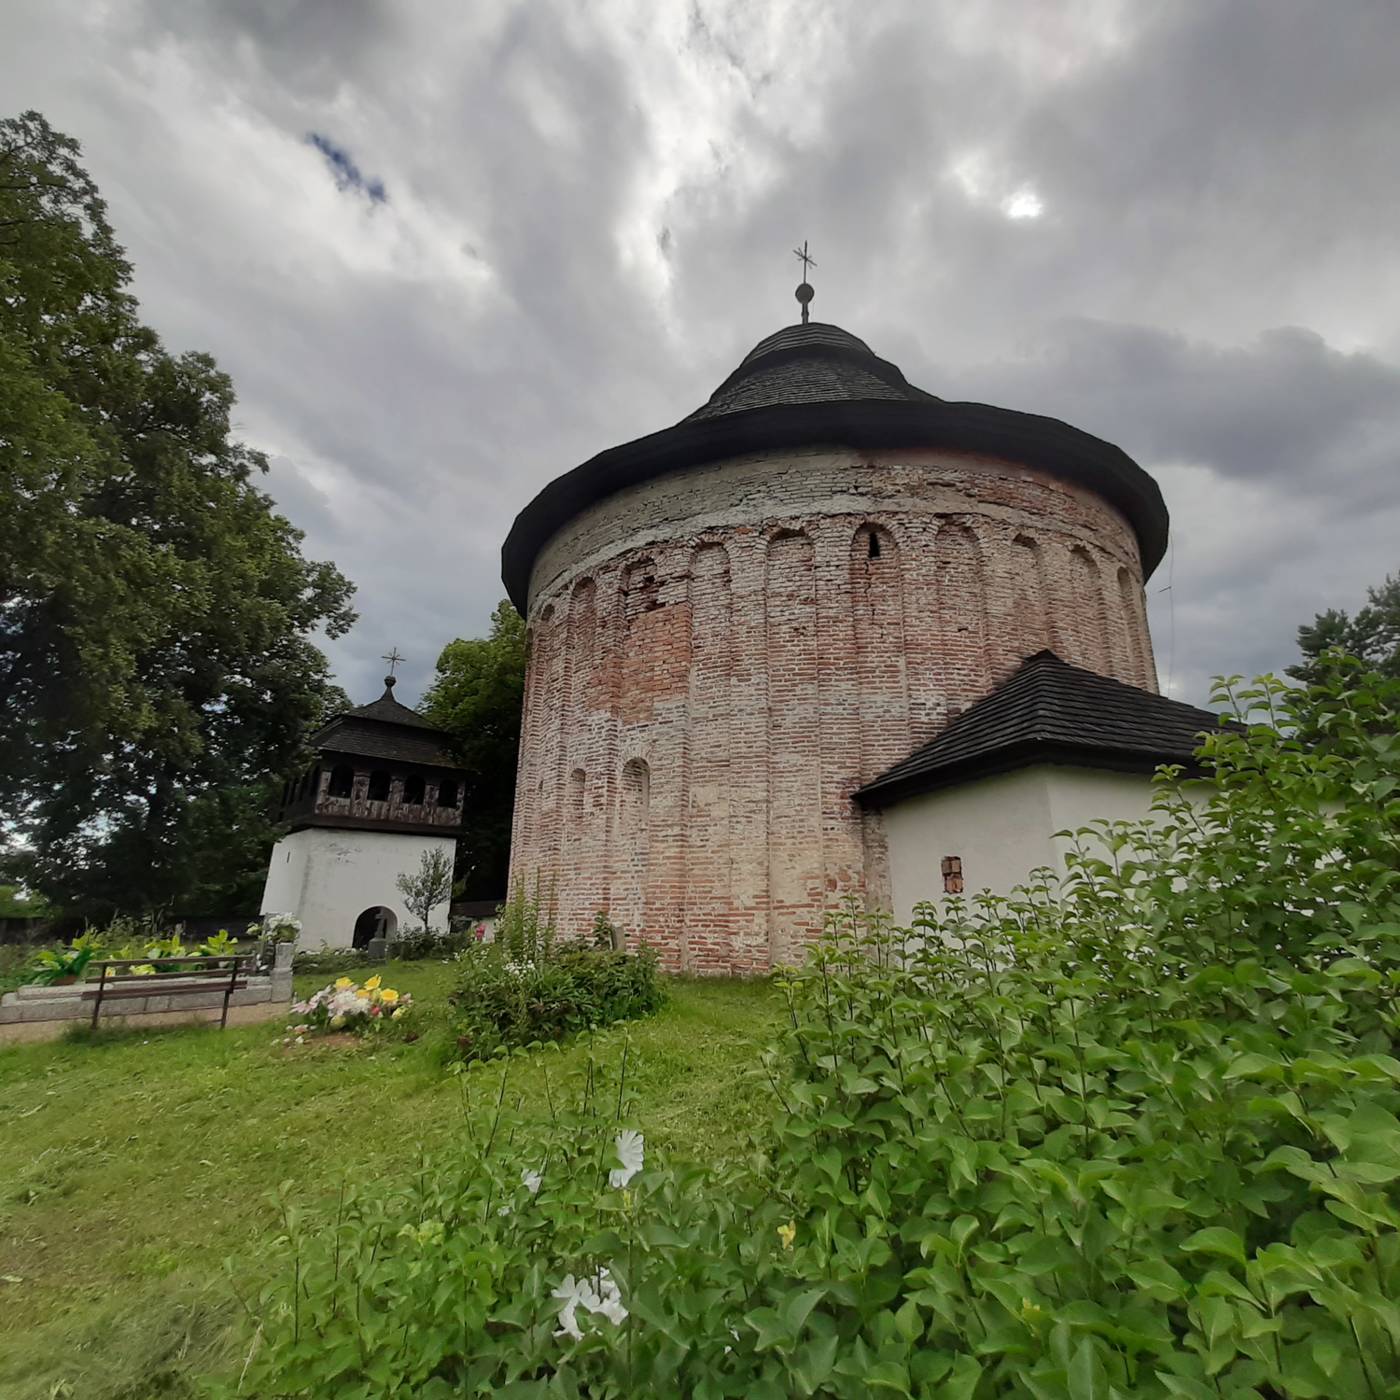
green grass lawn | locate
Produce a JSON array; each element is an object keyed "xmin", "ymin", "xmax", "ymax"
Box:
[{"xmin": 0, "ymin": 962, "xmax": 781, "ymax": 1399}]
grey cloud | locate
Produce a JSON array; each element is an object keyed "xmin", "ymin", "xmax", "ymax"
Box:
[
  {"xmin": 944, "ymin": 320, "xmax": 1400, "ymax": 503},
  {"xmin": 3, "ymin": 0, "xmax": 1398, "ymax": 714}
]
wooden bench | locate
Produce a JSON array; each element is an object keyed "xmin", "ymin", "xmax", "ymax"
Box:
[{"xmin": 82, "ymin": 954, "xmax": 259, "ymax": 1029}]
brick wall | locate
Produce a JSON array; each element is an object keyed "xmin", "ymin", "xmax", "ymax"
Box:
[{"xmin": 509, "ymin": 444, "xmax": 1158, "ymax": 972}]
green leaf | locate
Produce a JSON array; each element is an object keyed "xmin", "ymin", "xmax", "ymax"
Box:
[
  {"xmin": 1180, "ymin": 1226, "xmax": 1247, "ymax": 1267},
  {"xmin": 943, "ymin": 1354, "xmax": 983, "ymax": 1400},
  {"xmin": 894, "ymin": 1297, "xmax": 923, "ymax": 1342},
  {"xmin": 1223, "ymin": 1052, "xmax": 1284, "ymax": 1080},
  {"xmin": 864, "ymin": 1361, "xmax": 913, "ymax": 1394},
  {"xmin": 780, "ymin": 1287, "xmax": 826, "ymax": 1337},
  {"xmin": 1124, "ymin": 1256, "xmax": 1187, "ymax": 1299},
  {"xmin": 1068, "ymin": 1338, "xmax": 1109, "ymax": 1400}
]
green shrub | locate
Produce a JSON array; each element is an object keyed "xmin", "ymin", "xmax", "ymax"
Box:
[
  {"xmin": 448, "ymin": 940, "xmax": 665, "ymax": 1061},
  {"xmin": 494, "ymin": 878, "xmax": 556, "ymax": 965},
  {"xmin": 225, "ymin": 663, "xmax": 1400, "ymax": 1397},
  {"xmin": 292, "ymin": 944, "xmax": 373, "ymax": 977},
  {"xmin": 387, "ymin": 923, "xmax": 477, "ymax": 961},
  {"xmin": 19, "ymin": 942, "xmax": 94, "ymax": 985}
]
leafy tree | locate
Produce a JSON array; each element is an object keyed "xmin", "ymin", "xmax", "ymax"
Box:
[
  {"xmin": 1290, "ymin": 569, "xmax": 1400, "ymax": 685},
  {"xmin": 0, "ymin": 111, "xmax": 355, "ymax": 915},
  {"xmin": 395, "ymin": 847, "xmax": 455, "ymax": 931},
  {"xmin": 0, "ymin": 884, "xmax": 46, "ymax": 919},
  {"xmin": 422, "ymin": 600, "xmax": 525, "ymax": 899}
]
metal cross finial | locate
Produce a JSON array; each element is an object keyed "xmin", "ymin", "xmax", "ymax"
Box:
[
  {"xmin": 792, "ymin": 240, "xmax": 816, "ymax": 323},
  {"xmin": 381, "ymin": 646, "xmax": 404, "ymax": 677}
]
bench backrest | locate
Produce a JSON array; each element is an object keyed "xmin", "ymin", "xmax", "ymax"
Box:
[{"xmin": 89, "ymin": 954, "xmax": 258, "ymax": 986}]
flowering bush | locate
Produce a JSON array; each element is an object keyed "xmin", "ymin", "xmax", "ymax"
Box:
[
  {"xmin": 448, "ymin": 940, "xmax": 665, "ymax": 1061},
  {"xmin": 287, "ymin": 974, "xmax": 412, "ymax": 1039},
  {"xmin": 231, "ymin": 665, "xmax": 1400, "ymax": 1397},
  {"xmin": 249, "ymin": 912, "xmax": 300, "ymax": 943}
]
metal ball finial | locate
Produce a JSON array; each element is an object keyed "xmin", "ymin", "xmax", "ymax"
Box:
[{"xmin": 792, "ymin": 240, "xmax": 816, "ymax": 323}]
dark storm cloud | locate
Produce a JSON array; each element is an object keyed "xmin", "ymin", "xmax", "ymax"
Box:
[
  {"xmin": 2, "ymin": 0, "xmax": 1397, "ymax": 709},
  {"xmin": 306, "ymin": 132, "xmax": 387, "ymax": 203},
  {"xmin": 946, "ymin": 321, "xmax": 1400, "ymax": 506}
]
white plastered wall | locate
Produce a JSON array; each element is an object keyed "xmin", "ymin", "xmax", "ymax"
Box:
[
  {"xmin": 260, "ymin": 828, "xmax": 456, "ymax": 950},
  {"xmin": 881, "ymin": 764, "xmax": 1165, "ymax": 925}
]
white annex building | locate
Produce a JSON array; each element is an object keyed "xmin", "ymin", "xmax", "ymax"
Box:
[
  {"xmin": 855, "ymin": 651, "xmax": 1219, "ymax": 922},
  {"xmin": 260, "ymin": 676, "xmax": 465, "ymax": 950}
]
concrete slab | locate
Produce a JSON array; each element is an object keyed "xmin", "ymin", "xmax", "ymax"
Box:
[{"xmin": 0, "ymin": 999, "xmax": 287, "ymax": 1046}]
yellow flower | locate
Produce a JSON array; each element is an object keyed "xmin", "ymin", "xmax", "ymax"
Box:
[
  {"xmin": 380, "ymin": 987, "xmax": 400, "ymax": 1005},
  {"xmin": 777, "ymin": 1221, "xmax": 796, "ymax": 1250},
  {"xmin": 334, "ymin": 976, "xmax": 353, "ymax": 990},
  {"xmin": 364, "ymin": 975, "xmax": 382, "ymax": 992}
]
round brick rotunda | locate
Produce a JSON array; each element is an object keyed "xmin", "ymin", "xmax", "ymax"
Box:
[{"xmin": 501, "ymin": 318, "xmax": 1168, "ymax": 972}]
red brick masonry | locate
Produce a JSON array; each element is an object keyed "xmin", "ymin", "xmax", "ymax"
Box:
[{"xmin": 509, "ymin": 444, "xmax": 1156, "ymax": 972}]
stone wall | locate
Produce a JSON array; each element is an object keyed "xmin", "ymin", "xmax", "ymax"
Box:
[
  {"xmin": 510, "ymin": 444, "xmax": 1159, "ymax": 972},
  {"xmin": 0, "ymin": 943, "xmax": 294, "ymax": 1045}
]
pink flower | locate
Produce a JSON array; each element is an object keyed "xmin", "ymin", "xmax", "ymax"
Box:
[{"xmin": 475, "ymin": 924, "xmax": 486, "ymax": 940}]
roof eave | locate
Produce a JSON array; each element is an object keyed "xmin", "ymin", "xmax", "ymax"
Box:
[
  {"xmin": 853, "ymin": 739, "xmax": 1204, "ymax": 808},
  {"xmin": 501, "ymin": 398, "xmax": 1168, "ymax": 613},
  {"xmin": 313, "ymin": 744, "xmax": 465, "ymax": 773}
]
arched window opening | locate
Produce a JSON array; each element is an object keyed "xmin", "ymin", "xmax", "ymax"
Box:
[
  {"xmin": 367, "ymin": 770, "xmax": 391, "ymax": 803},
  {"xmin": 437, "ymin": 778, "xmax": 459, "ymax": 808},
  {"xmin": 402, "ymin": 774, "xmax": 425, "ymax": 806},
  {"xmin": 328, "ymin": 764, "xmax": 354, "ymax": 799},
  {"xmin": 621, "ymin": 758, "xmax": 650, "ymax": 818},
  {"xmin": 622, "ymin": 558, "xmax": 661, "ymax": 624},
  {"xmin": 868, "ymin": 531, "xmax": 881, "ymax": 559}
]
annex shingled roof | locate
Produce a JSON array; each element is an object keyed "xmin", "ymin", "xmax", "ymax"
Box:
[{"xmin": 855, "ymin": 651, "xmax": 1224, "ymax": 806}]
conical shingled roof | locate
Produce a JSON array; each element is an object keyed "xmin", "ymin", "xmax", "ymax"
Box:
[
  {"xmin": 310, "ymin": 678, "xmax": 461, "ymax": 768},
  {"xmin": 855, "ymin": 652, "xmax": 1224, "ymax": 807},
  {"xmin": 686, "ymin": 322, "xmax": 939, "ymax": 422},
  {"xmin": 501, "ymin": 318, "xmax": 1170, "ymax": 612},
  {"xmin": 344, "ymin": 678, "xmax": 442, "ymax": 731}
]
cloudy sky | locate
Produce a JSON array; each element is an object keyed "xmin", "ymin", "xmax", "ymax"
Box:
[{"xmin": 4, "ymin": 0, "xmax": 1398, "ymax": 706}]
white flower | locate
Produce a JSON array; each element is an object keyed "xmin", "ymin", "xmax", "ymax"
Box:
[
  {"xmin": 497, "ymin": 1204, "xmax": 512, "ymax": 1218},
  {"xmin": 552, "ymin": 1268, "xmax": 627, "ymax": 1340},
  {"xmin": 552, "ymin": 1273, "xmax": 596, "ymax": 1341},
  {"xmin": 592, "ymin": 1268, "xmax": 628, "ymax": 1327},
  {"xmin": 328, "ymin": 990, "xmax": 363, "ymax": 1020},
  {"xmin": 522, "ymin": 1166, "xmax": 543, "ymax": 1195},
  {"xmin": 609, "ymin": 1129, "xmax": 644, "ymax": 1189}
]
